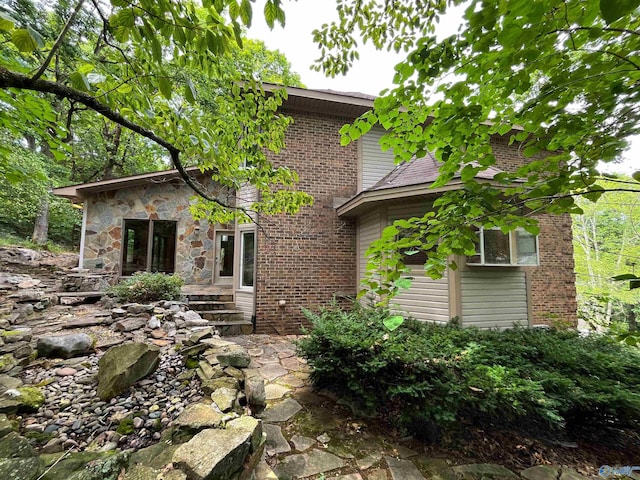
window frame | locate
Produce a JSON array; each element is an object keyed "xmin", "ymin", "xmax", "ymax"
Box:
[
  {"xmin": 121, "ymin": 219, "xmax": 177, "ymax": 276},
  {"xmin": 239, "ymin": 230, "xmax": 256, "ymax": 289},
  {"xmin": 466, "ymin": 227, "xmax": 539, "ymax": 267}
]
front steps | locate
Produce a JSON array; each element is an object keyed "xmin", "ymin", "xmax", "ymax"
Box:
[{"xmin": 185, "ymin": 293, "xmax": 253, "ymax": 336}]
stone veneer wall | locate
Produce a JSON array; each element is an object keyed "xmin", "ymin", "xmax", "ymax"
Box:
[
  {"xmin": 254, "ymin": 110, "xmax": 359, "ymax": 334},
  {"xmin": 83, "ymin": 176, "xmax": 231, "ymax": 285},
  {"xmin": 490, "ymin": 136, "xmax": 578, "ymax": 325}
]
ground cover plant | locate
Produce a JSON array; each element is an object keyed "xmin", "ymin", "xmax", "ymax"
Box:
[
  {"xmin": 108, "ymin": 272, "xmax": 184, "ymax": 303},
  {"xmin": 297, "ymin": 303, "xmax": 640, "ymax": 440}
]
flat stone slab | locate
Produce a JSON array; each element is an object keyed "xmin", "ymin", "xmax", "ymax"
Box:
[
  {"xmin": 172, "ymin": 428, "xmax": 251, "ymax": 480},
  {"xmin": 259, "ymin": 398, "xmax": 302, "ymax": 422},
  {"xmin": 172, "ymin": 403, "xmax": 224, "ymax": 431},
  {"xmin": 276, "ymin": 373, "xmax": 306, "ymax": 388},
  {"xmin": 264, "ymin": 424, "xmax": 291, "ymax": 456},
  {"xmin": 273, "ymin": 449, "xmax": 344, "ymax": 479},
  {"xmin": 368, "ymin": 469, "xmax": 390, "ymax": 480},
  {"xmin": 265, "ymin": 383, "xmax": 291, "ymax": 400},
  {"xmin": 291, "ymin": 434, "xmax": 315, "ymax": 452},
  {"xmin": 356, "ymin": 452, "xmax": 382, "ymax": 470},
  {"xmin": 62, "ymin": 317, "xmax": 104, "ymax": 329},
  {"xmin": 559, "ymin": 468, "xmax": 590, "ymax": 480},
  {"xmin": 521, "ymin": 465, "xmax": 561, "ymax": 480},
  {"xmin": 415, "ymin": 458, "xmax": 456, "ymax": 480},
  {"xmin": 259, "ymin": 363, "xmax": 288, "ymax": 381},
  {"xmin": 452, "ymin": 464, "xmax": 518, "ymax": 479},
  {"xmin": 386, "ymin": 457, "xmax": 426, "ymax": 480}
]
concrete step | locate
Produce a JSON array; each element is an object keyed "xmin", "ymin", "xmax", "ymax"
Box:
[{"xmin": 187, "ymin": 300, "xmax": 236, "ymax": 311}]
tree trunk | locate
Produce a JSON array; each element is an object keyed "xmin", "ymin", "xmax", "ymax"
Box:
[{"xmin": 32, "ymin": 196, "xmax": 50, "ymax": 245}]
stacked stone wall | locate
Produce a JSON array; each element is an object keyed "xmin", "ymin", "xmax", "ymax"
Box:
[{"xmin": 83, "ymin": 177, "xmax": 230, "ymax": 285}]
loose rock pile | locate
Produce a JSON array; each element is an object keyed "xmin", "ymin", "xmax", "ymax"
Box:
[
  {"xmin": 0, "ymin": 330, "xmax": 268, "ymax": 479},
  {"xmin": 0, "ymin": 246, "xmax": 269, "ymax": 479}
]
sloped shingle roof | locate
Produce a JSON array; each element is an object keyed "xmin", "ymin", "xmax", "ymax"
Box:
[{"xmin": 368, "ymin": 153, "xmax": 506, "ymax": 192}]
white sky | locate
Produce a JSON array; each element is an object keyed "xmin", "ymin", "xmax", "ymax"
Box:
[{"xmin": 247, "ymin": 1, "xmax": 637, "ymax": 175}]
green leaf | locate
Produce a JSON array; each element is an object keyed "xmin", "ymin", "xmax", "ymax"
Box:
[
  {"xmin": 632, "ymin": 171, "xmax": 640, "ymax": 182},
  {"xmin": 600, "ymin": 0, "xmax": 640, "ymax": 24},
  {"xmin": 69, "ymin": 72, "xmax": 91, "ymax": 92},
  {"xmin": 184, "ymin": 78, "xmax": 197, "ymax": 103},
  {"xmin": 394, "ymin": 278, "xmax": 413, "ymax": 290},
  {"xmin": 240, "ymin": 0, "xmax": 253, "ymax": 26},
  {"xmin": 383, "ymin": 315, "xmax": 404, "ymax": 331},
  {"xmin": 158, "ymin": 76, "xmax": 172, "ymax": 99},
  {"xmin": 11, "ymin": 28, "xmax": 38, "ymax": 52},
  {"xmin": 612, "ymin": 274, "xmax": 639, "ymax": 281},
  {"xmin": 0, "ymin": 11, "xmax": 15, "ymax": 31},
  {"xmin": 264, "ymin": 0, "xmax": 277, "ymax": 28}
]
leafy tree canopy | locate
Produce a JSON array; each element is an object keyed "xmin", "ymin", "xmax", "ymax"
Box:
[
  {"xmin": 0, "ymin": 0, "xmax": 312, "ymax": 225},
  {"xmin": 314, "ymin": 0, "xmax": 640, "ymax": 298}
]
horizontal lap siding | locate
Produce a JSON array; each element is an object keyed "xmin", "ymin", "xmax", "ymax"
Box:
[
  {"xmin": 460, "ymin": 270, "xmax": 528, "ymax": 328},
  {"xmin": 361, "ymin": 201, "xmax": 449, "ymax": 323},
  {"xmin": 394, "ymin": 268, "xmax": 449, "ymax": 323},
  {"xmin": 362, "ymin": 127, "xmax": 396, "ymax": 189},
  {"xmin": 235, "ymin": 290, "xmax": 254, "ymax": 322}
]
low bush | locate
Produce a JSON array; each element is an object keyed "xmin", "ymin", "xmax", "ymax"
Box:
[
  {"xmin": 297, "ymin": 303, "xmax": 640, "ymax": 434},
  {"xmin": 109, "ymin": 272, "xmax": 183, "ymax": 303}
]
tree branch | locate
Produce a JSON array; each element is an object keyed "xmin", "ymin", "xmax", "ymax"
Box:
[
  {"xmin": 0, "ymin": 65, "xmax": 232, "ymax": 209},
  {"xmin": 32, "ymin": 0, "xmax": 86, "ymax": 81}
]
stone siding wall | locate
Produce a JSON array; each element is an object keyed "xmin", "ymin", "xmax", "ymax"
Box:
[
  {"xmin": 83, "ymin": 177, "xmax": 230, "ymax": 285},
  {"xmin": 491, "ymin": 136, "xmax": 578, "ymax": 325},
  {"xmin": 254, "ymin": 111, "xmax": 358, "ymax": 334}
]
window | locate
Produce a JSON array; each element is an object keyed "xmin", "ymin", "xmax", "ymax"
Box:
[
  {"xmin": 467, "ymin": 228, "xmax": 538, "ymax": 266},
  {"xmin": 122, "ymin": 220, "xmax": 176, "ymax": 276},
  {"xmin": 240, "ymin": 231, "xmax": 255, "ymax": 288}
]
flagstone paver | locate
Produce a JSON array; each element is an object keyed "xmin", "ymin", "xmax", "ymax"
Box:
[
  {"xmin": 264, "ymin": 424, "xmax": 291, "ymax": 456},
  {"xmin": 386, "ymin": 456, "xmax": 427, "ymax": 480},
  {"xmin": 264, "ymin": 383, "xmax": 291, "ymax": 400},
  {"xmin": 259, "ymin": 398, "xmax": 303, "ymax": 422},
  {"xmin": 290, "ymin": 434, "xmax": 315, "ymax": 452},
  {"xmin": 276, "ymin": 373, "xmax": 306, "ymax": 388},
  {"xmin": 453, "ymin": 463, "xmax": 519, "ymax": 479},
  {"xmin": 335, "ymin": 474, "xmax": 364, "ymax": 480},
  {"xmin": 259, "ymin": 363, "xmax": 289, "ymax": 381},
  {"xmin": 521, "ymin": 465, "xmax": 561, "ymax": 480},
  {"xmin": 368, "ymin": 469, "xmax": 390, "ymax": 480},
  {"xmin": 356, "ymin": 452, "xmax": 382, "ymax": 470},
  {"xmin": 273, "ymin": 449, "xmax": 345, "ymax": 479}
]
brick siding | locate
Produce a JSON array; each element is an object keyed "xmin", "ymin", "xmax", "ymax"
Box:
[
  {"xmin": 254, "ymin": 111, "xmax": 358, "ymax": 334},
  {"xmin": 491, "ymin": 135, "xmax": 578, "ymax": 325}
]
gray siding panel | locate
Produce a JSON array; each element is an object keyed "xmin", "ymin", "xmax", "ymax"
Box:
[
  {"xmin": 460, "ymin": 270, "xmax": 528, "ymax": 328},
  {"xmin": 394, "ymin": 268, "xmax": 449, "ymax": 323},
  {"xmin": 358, "ymin": 209, "xmax": 382, "ymax": 284},
  {"xmin": 358, "ymin": 202, "xmax": 449, "ymax": 324},
  {"xmin": 235, "ymin": 290, "xmax": 254, "ymax": 322},
  {"xmin": 362, "ymin": 127, "xmax": 396, "ymax": 189}
]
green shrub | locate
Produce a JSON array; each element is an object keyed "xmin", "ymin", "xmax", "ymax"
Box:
[
  {"xmin": 297, "ymin": 303, "xmax": 640, "ymax": 433},
  {"xmin": 109, "ymin": 272, "xmax": 183, "ymax": 303}
]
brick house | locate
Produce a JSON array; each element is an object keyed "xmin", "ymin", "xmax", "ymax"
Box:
[{"xmin": 53, "ymin": 86, "xmax": 577, "ymax": 334}]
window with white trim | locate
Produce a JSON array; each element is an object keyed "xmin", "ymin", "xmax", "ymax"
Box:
[
  {"xmin": 467, "ymin": 228, "xmax": 539, "ymax": 266},
  {"xmin": 240, "ymin": 231, "xmax": 255, "ymax": 288}
]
